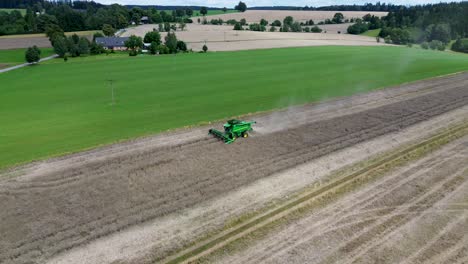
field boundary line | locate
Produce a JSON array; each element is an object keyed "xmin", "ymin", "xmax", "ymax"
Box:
[{"xmin": 160, "ymin": 122, "xmax": 468, "ymax": 264}]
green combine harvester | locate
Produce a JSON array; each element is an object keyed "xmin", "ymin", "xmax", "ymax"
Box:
[{"xmin": 209, "ymin": 119, "xmax": 256, "ymax": 144}]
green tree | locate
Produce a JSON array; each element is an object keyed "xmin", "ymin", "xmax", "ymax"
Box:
[
  {"xmin": 53, "ymin": 37, "xmax": 68, "ymax": 58},
  {"xmin": 78, "ymin": 37, "xmax": 90, "ymax": 55},
  {"xmin": 200, "ymin": 7, "xmax": 208, "ymax": 16},
  {"xmin": 93, "ymin": 32, "xmax": 104, "ymax": 41},
  {"xmin": 260, "ymin": 19, "xmax": 268, "ymax": 26},
  {"xmin": 102, "ymin": 24, "xmax": 115, "ymax": 37},
  {"xmin": 283, "ymin": 16, "xmax": 294, "ymax": 26},
  {"xmin": 175, "ymin": 9, "xmax": 185, "ymax": 17},
  {"xmin": 157, "ymin": 44, "xmax": 170, "ymax": 54},
  {"xmin": 332, "ymin": 13, "xmax": 344, "ymax": 24},
  {"xmin": 144, "ymin": 31, "xmax": 161, "ymax": 44},
  {"xmin": 185, "ymin": 8, "xmax": 193, "ymax": 17},
  {"xmin": 124, "ymin": 35, "xmax": 144, "ymax": 52},
  {"xmin": 165, "ymin": 32, "xmax": 178, "ymax": 53},
  {"xmin": 90, "ymin": 42, "xmax": 105, "ymax": 55},
  {"xmin": 425, "ymin": 24, "xmax": 451, "ymax": 44},
  {"xmin": 202, "ymin": 44, "xmax": 208, "ymax": 52},
  {"xmin": 222, "ymin": 7, "xmax": 227, "ymax": 13},
  {"xmin": 149, "ymin": 41, "xmax": 158, "ymax": 55},
  {"xmin": 240, "ymin": 18, "xmax": 247, "ymax": 25},
  {"xmin": 25, "ymin": 46, "xmax": 40, "ymax": 64},
  {"xmin": 25, "ymin": 7, "xmax": 37, "ymax": 32},
  {"xmin": 290, "ymin": 22, "xmax": 302, "ymax": 32},
  {"xmin": 233, "ymin": 23, "xmax": 242, "ymax": 30},
  {"xmin": 310, "ymin": 26, "xmax": 322, "ymax": 33},
  {"xmin": 451, "ymin": 38, "xmax": 468, "ymax": 53},
  {"xmin": 235, "ymin": 1, "xmax": 247, "ymax": 12},
  {"xmin": 249, "ymin": 23, "xmax": 266, "ymax": 31},
  {"xmin": 164, "ymin": 22, "xmax": 171, "ymax": 32},
  {"xmin": 45, "ymin": 24, "xmax": 64, "ymax": 45},
  {"xmin": 179, "ymin": 22, "xmax": 186, "ymax": 31},
  {"xmin": 271, "ymin": 20, "xmax": 281, "ymax": 27},
  {"xmin": 177, "ymin": 40, "xmax": 187, "ymax": 52}
]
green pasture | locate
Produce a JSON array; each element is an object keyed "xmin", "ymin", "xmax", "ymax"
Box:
[
  {"xmin": 1, "ymin": 46, "xmax": 467, "ymax": 169},
  {"xmin": 0, "ymin": 48, "xmax": 55, "ymax": 68},
  {"xmin": 361, "ymin": 28, "xmax": 381, "ymax": 37},
  {"xmin": 0, "ymin": 8, "xmax": 26, "ymax": 15}
]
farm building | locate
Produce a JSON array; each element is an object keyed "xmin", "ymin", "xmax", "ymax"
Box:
[
  {"xmin": 95, "ymin": 37, "xmax": 129, "ymax": 51},
  {"xmin": 140, "ymin": 16, "xmax": 149, "ymax": 24}
]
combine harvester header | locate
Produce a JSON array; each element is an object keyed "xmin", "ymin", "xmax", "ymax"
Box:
[{"xmin": 209, "ymin": 119, "xmax": 256, "ymax": 144}]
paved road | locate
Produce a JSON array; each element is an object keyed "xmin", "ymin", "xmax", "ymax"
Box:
[{"xmin": 0, "ymin": 54, "xmax": 58, "ymax": 73}]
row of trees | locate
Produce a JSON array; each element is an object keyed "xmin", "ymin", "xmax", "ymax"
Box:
[
  {"xmin": 250, "ymin": 3, "xmax": 405, "ymax": 12},
  {"xmin": 232, "ymin": 16, "xmax": 322, "ymax": 33},
  {"xmin": 0, "ymin": 1, "xmax": 250, "ymax": 36},
  {"xmin": 345, "ymin": 2, "xmax": 467, "ymax": 51},
  {"xmin": 125, "ymin": 31, "xmax": 190, "ymax": 56}
]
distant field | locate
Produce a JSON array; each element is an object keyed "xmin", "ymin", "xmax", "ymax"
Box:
[
  {"xmin": 0, "ymin": 30, "xmax": 102, "ymax": 39},
  {"xmin": 196, "ymin": 10, "xmax": 387, "ymax": 23},
  {"xmin": 0, "ymin": 47, "xmax": 54, "ymax": 68},
  {"xmin": 192, "ymin": 9, "xmax": 237, "ymax": 16},
  {"xmin": 0, "ymin": 8, "xmax": 26, "ymax": 15},
  {"xmin": 0, "ymin": 30, "xmax": 100, "ymax": 50},
  {"xmin": 361, "ymin": 28, "xmax": 381, "ymax": 37},
  {"xmin": 0, "ymin": 46, "xmax": 467, "ymax": 169}
]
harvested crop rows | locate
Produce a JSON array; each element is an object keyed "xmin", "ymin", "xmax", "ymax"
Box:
[
  {"xmin": 214, "ymin": 135, "xmax": 468, "ymax": 264},
  {"xmin": 1, "ymin": 73, "xmax": 468, "ymax": 263}
]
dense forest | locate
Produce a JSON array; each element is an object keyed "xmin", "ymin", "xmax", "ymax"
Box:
[
  {"xmin": 251, "ymin": 3, "xmax": 404, "ymax": 11},
  {"xmin": 381, "ymin": 2, "xmax": 468, "ymax": 40},
  {"xmin": 0, "ymin": 1, "xmax": 199, "ymax": 35},
  {"xmin": 344, "ymin": 2, "xmax": 468, "ymax": 52}
]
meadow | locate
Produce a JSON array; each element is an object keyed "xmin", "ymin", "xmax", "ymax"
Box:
[
  {"xmin": 0, "ymin": 8, "xmax": 26, "ymax": 15},
  {"xmin": 361, "ymin": 28, "xmax": 381, "ymax": 37},
  {"xmin": 0, "ymin": 46, "xmax": 467, "ymax": 169},
  {"xmin": 0, "ymin": 48, "xmax": 54, "ymax": 68}
]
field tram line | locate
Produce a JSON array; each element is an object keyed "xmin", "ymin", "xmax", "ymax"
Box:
[
  {"xmin": 216, "ymin": 146, "xmax": 468, "ymax": 264},
  {"xmin": 160, "ymin": 122, "xmax": 468, "ymax": 264},
  {"xmin": 5, "ymin": 87, "xmax": 468, "ymax": 261},
  {"xmin": 400, "ymin": 211, "xmax": 468, "ymax": 264},
  {"xmin": 254, "ymin": 150, "xmax": 462, "ymax": 260},
  {"xmin": 0, "ymin": 137, "xmax": 218, "ymax": 192},
  {"xmin": 251, "ymin": 146, "xmax": 468, "ymax": 263},
  {"xmin": 327, "ymin": 166, "xmax": 468, "ymax": 264}
]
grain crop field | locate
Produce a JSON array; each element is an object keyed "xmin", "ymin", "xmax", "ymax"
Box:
[
  {"xmin": 122, "ymin": 23, "xmax": 381, "ymax": 51},
  {"xmin": 192, "ymin": 10, "xmax": 387, "ymax": 23},
  {"xmin": 1, "ymin": 73, "xmax": 468, "ymax": 264},
  {"xmin": 1, "ymin": 46, "xmax": 467, "ymax": 169},
  {"xmin": 0, "ymin": 31, "xmax": 99, "ymax": 50}
]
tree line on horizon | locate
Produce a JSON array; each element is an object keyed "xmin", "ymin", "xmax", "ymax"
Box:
[{"xmin": 345, "ymin": 2, "xmax": 468, "ymax": 52}]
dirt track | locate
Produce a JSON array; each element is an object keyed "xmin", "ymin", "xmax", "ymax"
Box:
[
  {"xmin": 214, "ymin": 136, "xmax": 468, "ymax": 264},
  {"xmin": 1, "ymin": 73, "xmax": 468, "ymax": 264}
]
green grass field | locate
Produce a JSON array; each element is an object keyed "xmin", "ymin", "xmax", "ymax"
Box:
[
  {"xmin": 361, "ymin": 29, "xmax": 381, "ymax": 37},
  {"xmin": 0, "ymin": 48, "xmax": 55, "ymax": 68},
  {"xmin": 193, "ymin": 9, "xmax": 237, "ymax": 16},
  {"xmin": 0, "ymin": 8, "xmax": 26, "ymax": 15},
  {"xmin": 1, "ymin": 46, "xmax": 467, "ymax": 169}
]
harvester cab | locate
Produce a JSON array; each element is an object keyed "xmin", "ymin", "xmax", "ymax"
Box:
[{"xmin": 209, "ymin": 119, "xmax": 256, "ymax": 144}]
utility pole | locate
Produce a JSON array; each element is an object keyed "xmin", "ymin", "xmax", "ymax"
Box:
[{"xmin": 107, "ymin": 79, "xmax": 115, "ymax": 106}]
